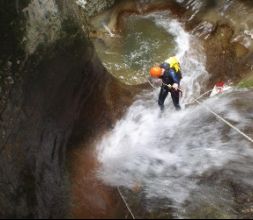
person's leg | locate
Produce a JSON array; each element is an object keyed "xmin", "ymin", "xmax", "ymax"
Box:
[
  {"xmin": 158, "ymin": 86, "xmax": 169, "ymax": 110},
  {"xmin": 171, "ymin": 90, "xmax": 181, "ymax": 110}
]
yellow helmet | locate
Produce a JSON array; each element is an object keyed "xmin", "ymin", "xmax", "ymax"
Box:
[{"xmin": 165, "ymin": 56, "xmax": 180, "ymax": 72}]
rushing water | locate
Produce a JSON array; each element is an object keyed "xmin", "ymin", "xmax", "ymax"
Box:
[
  {"xmin": 95, "ymin": 11, "xmax": 253, "ymax": 218},
  {"xmin": 93, "ymin": 13, "xmax": 176, "ymax": 85}
]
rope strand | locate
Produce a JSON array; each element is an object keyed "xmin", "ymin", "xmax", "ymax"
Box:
[
  {"xmin": 117, "ymin": 83, "xmax": 253, "ymax": 218},
  {"xmin": 117, "ymin": 187, "xmax": 136, "ymax": 219},
  {"xmin": 147, "ymin": 79, "xmax": 253, "ymax": 144},
  {"xmin": 193, "ymin": 98, "xmax": 253, "ymax": 144}
]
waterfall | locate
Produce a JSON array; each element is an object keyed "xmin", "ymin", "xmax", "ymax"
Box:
[{"xmin": 96, "ymin": 11, "xmax": 253, "ymax": 217}]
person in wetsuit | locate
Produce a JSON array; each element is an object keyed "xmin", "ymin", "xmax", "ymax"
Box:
[{"xmin": 158, "ymin": 56, "xmax": 182, "ymax": 110}]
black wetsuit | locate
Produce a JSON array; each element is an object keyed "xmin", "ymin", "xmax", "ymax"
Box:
[{"xmin": 158, "ymin": 63, "xmax": 182, "ymax": 110}]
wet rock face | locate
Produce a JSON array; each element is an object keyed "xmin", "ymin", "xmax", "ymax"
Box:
[
  {"xmin": 0, "ymin": 0, "xmax": 139, "ymax": 218},
  {"xmin": 0, "ymin": 0, "xmax": 28, "ymax": 115},
  {"xmin": 178, "ymin": 0, "xmax": 253, "ymax": 87},
  {"xmin": 202, "ymin": 23, "xmax": 252, "ymax": 87},
  {"xmin": 76, "ymin": 0, "xmax": 115, "ymax": 17},
  {"xmin": 1, "ymin": 24, "xmax": 76, "ymax": 218},
  {"xmin": 23, "ymin": 0, "xmax": 62, "ymax": 55},
  {"xmin": 1, "ymin": 0, "xmax": 252, "ymax": 218},
  {"xmin": 203, "ymin": 24, "xmax": 236, "ymax": 85}
]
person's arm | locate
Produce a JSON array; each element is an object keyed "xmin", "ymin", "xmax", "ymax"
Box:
[
  {"xmin": 170, "ymin": 69, "xmax": 181, "ymax": 90},
  {"xmin": 170, "ymin": 69, "xmax": 180, "ymax": 84}
]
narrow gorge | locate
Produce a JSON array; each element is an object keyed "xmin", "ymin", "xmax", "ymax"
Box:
[{"xmin": 0, "ymin": 0, "xmax": 253, "ymax": 218}]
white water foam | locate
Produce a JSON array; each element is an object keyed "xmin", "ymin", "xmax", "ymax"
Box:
[
  {"xmin": 146, "ymin": 12, "xmax": 209, "ymax": 102},
  {"xmin": 96, "ymin": 12, "xmax": 253, "ymax": 209}
]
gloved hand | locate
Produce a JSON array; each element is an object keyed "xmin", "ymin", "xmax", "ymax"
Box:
[{"xmin": 172, "ymin": 83, "xmax": 179, "ymax": 90}]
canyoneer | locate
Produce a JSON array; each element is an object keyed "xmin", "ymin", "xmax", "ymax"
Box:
[{"xmin": 150, "ymin": 56, "xmax": 182, "ymax": 110}]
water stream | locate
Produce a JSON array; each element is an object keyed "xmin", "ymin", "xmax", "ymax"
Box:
[
  {"xmin": 93, "ymin": 12, "xmax": 177, "ymax": 85},
  {"xmin": 94, "ymin": 11, "xmax": 253, "ymax": 218}
]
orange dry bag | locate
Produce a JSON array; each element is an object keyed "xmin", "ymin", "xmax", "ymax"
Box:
[{"xmin": 150, "ymin": 66, "xmax": 162, "ymax": 78}]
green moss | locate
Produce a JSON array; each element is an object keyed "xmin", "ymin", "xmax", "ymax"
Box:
[
  {"xmin": 0, "ymin": 0, "xmax": 30, "ymax": 63},
  {"xmin": 238, "ymin": 74, "xmax": 253, "ymax": 88}
]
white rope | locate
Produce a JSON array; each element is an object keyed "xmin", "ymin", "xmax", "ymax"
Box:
[
  {"xmin": 117, "ymin": 186, "xmax": 136, "ymax": 219},
  {"xmin": 117, "ymin": 81, "xmax": 252, "ymax": 218},
  {"xmin": 146, "ymin": 78, "xmax": 156, "ymax": 89},
  {"xmin": 193, "ymin": 89, "xmax": 213, "ymax": 101},
  {"xmin": 184, "ymin": 89, "xmax": 213, "ymax": 107},
  {"xmin": 193, "ymin": 98, "xmax": 253, "ymax": 144},
  {"xmin": 147, "ymin": 80, "xmax": 253, "ymax": 144}
]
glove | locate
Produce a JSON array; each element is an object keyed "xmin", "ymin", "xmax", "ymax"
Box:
[{"xmin": 172, "ymin": 83, "xmax": 179, "ymax": 90}]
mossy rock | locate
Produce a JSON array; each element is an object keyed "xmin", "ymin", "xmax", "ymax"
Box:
[
  {"xmin": 238, "ymin": 73, "xmax": 253, "ymax": 88},
  {"xmin": 232, "ymin": 42, "xmax": 249, "ymax": 58}
]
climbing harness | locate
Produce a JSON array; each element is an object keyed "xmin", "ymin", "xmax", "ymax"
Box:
[
  {"xmin": 162, "ymin": 82, "xmax": 183, "ymax": 97},
  {"xmin": 148, "ymin": 80, "xmax": 253, "ymax": 144},
  {"xmin": 117, "ymin": 82, "xmax": 253, "ymax": 218},
  {"xmin": 117, "ymin": 186, "xmax": 136, "ymax": 219},
  {"xmin": 162, "ymin": 82, "xmax": 182, "ymax": 91},
  {"xmin": 147, "ymin": 79, "xmax": 183, "ymax": 94}
]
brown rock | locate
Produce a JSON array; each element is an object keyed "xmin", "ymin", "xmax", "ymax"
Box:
[{"xmin": 232, "ymin": 42, "xmax": 249, "ymax": 58}]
